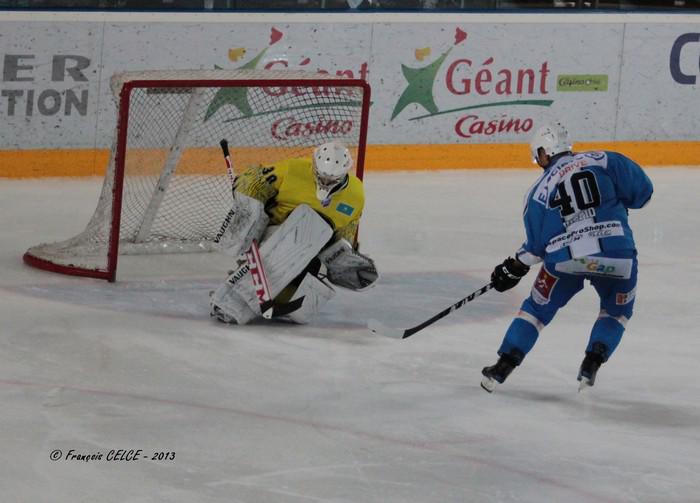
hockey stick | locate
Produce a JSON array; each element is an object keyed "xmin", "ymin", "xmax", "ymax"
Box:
[
  {"xmin": 220, "ymin": 138, "xmax": 235, "ymax": 186},
  {"xmin": 245, "ymin": 240, "xmax": 307, "ymax": 319},
  {"xmin": 245, "ymin": 239, "xmax": 275, "ymax": 319},
  {"xmin": 368, "ymin": 283, "xmax": 493, "ymax": 339},
  {"xmin": 213, "ymin": 139, "xmax": 236, "ymax": 243}
]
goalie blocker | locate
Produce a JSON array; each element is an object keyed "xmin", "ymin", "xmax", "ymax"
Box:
[{"xmin": 210, "ymin": 204, "xmax": 378, "ymax": 325}]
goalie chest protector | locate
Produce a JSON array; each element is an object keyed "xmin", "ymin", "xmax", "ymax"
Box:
[{"xmin": 265, "ymin": 159, "xmax": 364, "ymax": 232}]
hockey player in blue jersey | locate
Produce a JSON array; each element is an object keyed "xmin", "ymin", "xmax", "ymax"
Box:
[{"xmin": 481, "ymin": 122, "xmax": 653, "ymax": 393}]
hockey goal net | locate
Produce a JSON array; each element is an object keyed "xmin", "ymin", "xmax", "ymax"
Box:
[{"xmin": 23, "ymin": 69, "xmax": 370, "ymax": 281}]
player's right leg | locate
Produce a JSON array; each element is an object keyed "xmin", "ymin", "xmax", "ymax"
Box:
[
  {"xmin": 481, "ymin": 264, "xmax": 583, "ymax": 392},
  {"xmin": 579, "ymin": 256, "xmax": 638, "ymax": 389}
]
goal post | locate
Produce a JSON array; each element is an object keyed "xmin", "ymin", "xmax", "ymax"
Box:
[{"xmin": 23, "ymin": 69, "xmax": 371, "ymax": 282}]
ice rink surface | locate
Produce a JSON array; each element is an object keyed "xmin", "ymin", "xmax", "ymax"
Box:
[{"xmin": 1, "ymin": 168, "xmax": 699, "ymax": 503}]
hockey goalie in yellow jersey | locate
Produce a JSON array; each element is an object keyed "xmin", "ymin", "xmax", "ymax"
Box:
[{"xmin": 210, "ymin": 141, "xmax": 379, "ymax": 325}]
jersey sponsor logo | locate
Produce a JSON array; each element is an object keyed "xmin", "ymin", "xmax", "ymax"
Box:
[
  {"xmin": 335, "ymin": 202, "xmax": 355, "ymax": 216},
  {"xmin": 532, "ymin": 267, "xmax": 558, "ymax": 305},
  {"xmin": 616, "ymin": 287, "xmax": 636, "ymax": 305},
  {"xmin": 555, "ymin": 159, "xmax": 587, "ymax": 180},
  {"xmin": 554, "ymin": 257, "xmax": 633, "ymax": 279},
  {"xmin": 577, "ymin": 258, "xmax": 616, "ymax": 275},
  {"xmin": 545, "ymin": 220, "xmax": 624, "ymax": 253}
]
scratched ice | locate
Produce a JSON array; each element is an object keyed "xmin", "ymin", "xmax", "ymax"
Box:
[{"xmin": 1, "ymin": 169, "xmax": 698, "ymax": 502}]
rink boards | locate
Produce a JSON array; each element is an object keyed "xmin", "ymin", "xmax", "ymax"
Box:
[{"xmin": 1, "ymin": 11, "xmax": 700, "ymax": 175}]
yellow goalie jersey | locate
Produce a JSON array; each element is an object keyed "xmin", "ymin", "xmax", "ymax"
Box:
[{"xmin": 233, "ymin": 157, "xmax": 364, "ymax": 243}]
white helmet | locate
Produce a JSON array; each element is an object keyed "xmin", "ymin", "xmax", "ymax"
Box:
[
  {"xmin": 312, "ymin": 141, "xmax": 352, "ymax": 203},
  {"xmin": 529, "ymin": 122, "xmax": 573, "ymax": 163}
]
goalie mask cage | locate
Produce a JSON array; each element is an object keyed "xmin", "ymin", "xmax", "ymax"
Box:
[{"xmin": 23, "ymin": 69, "xmax": 371, "ymax": 282}]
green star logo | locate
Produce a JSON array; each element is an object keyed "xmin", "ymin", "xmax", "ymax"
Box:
[
  {"xmin": 390, "ymin": 28, "xmax": 554, "ymax": 122},
  {"xmin": 204, "ymin": 48, "xmax": 269, "ymax": 122},
  {"xmin": 204, "ymin": 27, "xmax": 364, "ymax": 126},
  {"xmin": 391, "ymin": 48, "xmax": 452, "ymax": 121}
]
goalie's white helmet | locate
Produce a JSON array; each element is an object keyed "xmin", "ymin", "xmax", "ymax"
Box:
[
  {"xmin": 312, "ymin": 141, "xmax": 352, "ymax": 204},
  {"xmin": 529, "ymin": 122, "xmax": 573, "ymax": 163}
]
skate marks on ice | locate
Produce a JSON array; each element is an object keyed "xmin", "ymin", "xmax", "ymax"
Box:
[
  {"xmin": 485, "ymin": 387, "xmax": 700, "ymax": 430},
  {"xmin": 7, "ymin": 270, "xmax": 513, "ymax": 328}
]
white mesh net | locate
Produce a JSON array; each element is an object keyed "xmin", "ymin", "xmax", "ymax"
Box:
[{"xmin": 25, "ymin": 69, "xmax": 369, "ymax": 280}]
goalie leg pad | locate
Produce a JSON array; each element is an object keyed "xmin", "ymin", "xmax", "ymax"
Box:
[
  {"xmin": 259, "ymin": 204, "xmax": 333, "ymax": 298},
  {"xmin": 210, "ymin": 257, "xmax": 262, "ymax": 325},
  {"xmin": 318, "ymin": 239, "xmax": 379, "ymax": 291},
  {"xmin": 210, "ymin": 204, "xmax": 332, "ymax": 324},
  {"xmin": 277, "ymin": 273, "xmax": 336, "ymax": 325}
]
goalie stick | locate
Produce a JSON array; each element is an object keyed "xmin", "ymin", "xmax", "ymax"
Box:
[
  {"xmin": 216, "ymin": 141, "xmax": 307, "ymax": 321},
  {"xmin": 245, "ymin": 239, "xmax": 275, "ymax": 319},
  {"xmin": 213, "ymin": 139, "xmax": 236, "ymax": 243},
  {"xmin": 220, "ymin": 138, "xmax": 235, "ymax": 186},
  {"xmin": 245, "ymin": 239, "xmax": 310, "ymax": 320},
  {"xmin": 368, "ymin": 283, "xmax": 493, "ymax": 339}
]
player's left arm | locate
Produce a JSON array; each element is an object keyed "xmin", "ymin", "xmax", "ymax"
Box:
[
  {"xmin": 605, "ymin": 151, "xmax": 654, "ymax": 209},
  {"xmin": 332, "ymin": 175, "xmax": 365, "ymax": 247},
  {"xmin": 334, "ymin": 219, "xmax": 359, "ymax": 245},
  {"xmin": 491, "ymin": 192, "xmax": 543, "ymax": 292},
  {"xmin": 515, "ymin": 192, "xmax": 545, "ymax": 267},
  {"xmin": 318, "ymin": 182, "xmax": 378, "ymax": 291},
  {"xmin": 318, "ymin": 236, "xmax": 378, "ymax": 291}
]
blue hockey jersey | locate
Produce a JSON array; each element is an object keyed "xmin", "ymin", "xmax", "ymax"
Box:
[{"xmin": 516, "ymin": 151, "xmax": 653, "ymax": 265}]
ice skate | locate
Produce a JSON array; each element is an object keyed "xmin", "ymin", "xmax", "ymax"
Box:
[
  {"xmin": 577, "ymin": 343, "xmax": 607, "ymax": 391},
  {"xmin": 481, "ymin": 354, "xmax": 517, "ymax": 393},
  {"xmin": 210, "ymin": 305, "xmax": 237, "ymax": 324}
]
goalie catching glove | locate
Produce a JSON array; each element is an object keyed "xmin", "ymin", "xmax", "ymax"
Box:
[
  {"xmin": 491, "ymin": 256, "xmax": 530, "ymax": 292},
  {"xmin": 318, "ymin": 239, "xmax": 379, "ymax": 291}
]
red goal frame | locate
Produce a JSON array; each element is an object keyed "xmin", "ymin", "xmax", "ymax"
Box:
[{"xmin": 23, "ymin": 76, "xmax": 371, "ymax": 282}]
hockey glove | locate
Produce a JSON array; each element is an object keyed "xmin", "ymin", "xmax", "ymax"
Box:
[
  {"xmin": 491, "ymin": 257, "xmax": 530, "ymax": 292},
  {"xmin": 318, "ymin": 239, "xmax": 379, "ymax": 291}
]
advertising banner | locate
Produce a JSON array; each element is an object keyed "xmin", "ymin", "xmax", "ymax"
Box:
[
  {"xmin": 1, "ymin": 21, "xmax": 103, "ymax": 149},
  {"xmin": 1, "ymin": 13, "xmax": 698, "ymax": 174},
  {"xmin": 618, "ymin": 24, "xmax": 700, "ymax": 140},
  {"xmin": 370, "ymin": 23, "xmax": 623, "ymax": 144}
]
